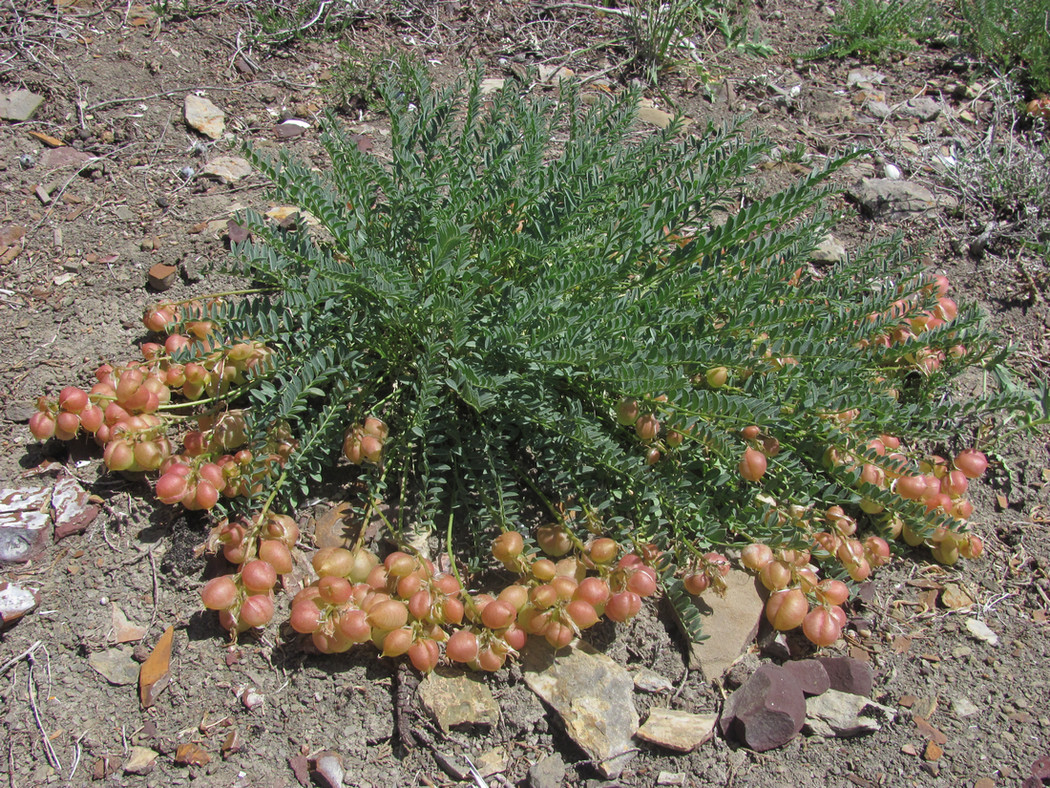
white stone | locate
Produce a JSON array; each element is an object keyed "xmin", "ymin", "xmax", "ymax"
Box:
[{"xmin": 965, "ymin": 618, "xmax": 999, "ymax": 645}]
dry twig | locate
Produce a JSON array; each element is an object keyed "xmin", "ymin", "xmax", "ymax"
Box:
[{"xmin": 27, "ymin": 649, "xmax": 61, "ymax": 773}]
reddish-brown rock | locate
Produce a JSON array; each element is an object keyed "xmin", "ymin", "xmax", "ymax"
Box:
[
  {"xmin": 817, "ymin": 656, "xmax": 873, "ymax": 697},
  {"xmin": 719, "ymin": 664, "xmax": 806, "ymax": 752},
  {"xmin": 782, "ymin": 659, "xmax": 831, "ymax": 696}
]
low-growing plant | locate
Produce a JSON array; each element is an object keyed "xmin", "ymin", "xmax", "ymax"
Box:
[
  {"xmin": 940, "ymin": 77, "xmax": 1050, "ymax": 275},
  {"xmin": 805, "ymin": 0, "xmax": 940, "ymax": 60},
  {"xmin": 622, "ymin": 0, "xmax": 773, "ymax": 84},
  {"xmin": 325, "ymin": 43, "xmax": 382, "ymax": 114},
  {"xmin": 249, "ymin": 0, "xmax": 363, "ymax": 46},
  {"xmin": 956, "ymin": 0, "xmax": 1050, "ymax": 96},
  {"xmin": 30, "ymin": 57, "xmax": 1036, "ymax": 666}
]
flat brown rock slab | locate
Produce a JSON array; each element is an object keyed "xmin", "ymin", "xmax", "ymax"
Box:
[
  {"xmin": 147, "ymin": 263, "xmax": 178, "ymax": 292},
  {"xmin": 681, "ymin": 572, "xmax": 766, "ymax": 680},
  {"xmin": 417, "ymin": 669, "xmax": 500, "ymax": 732},
  {"xmin": 635, "ymin": 708, "xmax": 718, "ymax": 752},
  {"xmin": 522, "ymin": 639, "xmax": 638, "ymax": 778}
]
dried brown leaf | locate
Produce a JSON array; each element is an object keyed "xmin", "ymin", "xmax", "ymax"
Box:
[
  {"xmin": 27, "ymin": 131, "xmax": 63, "ymax": 147},
  {"xmin": 139, "ymin": 625, "xmax": 174, "ymax": 708},
  {"xmin": 174, "ymin": 742, "xmax": 211, "ymax": 767},
  {"xmin": 913, "ymin": 714, "xmax": 948, "ymax": 745},
  {"xmin": 941, "ymin": 583, "xmax": 974, "ymax": 610},
  {"xmin": 310, "ymin": 501, "xmax": 359, "ymax": 549}
]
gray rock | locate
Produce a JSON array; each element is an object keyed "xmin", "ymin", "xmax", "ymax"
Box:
[
  {"xmin": 899, "ymin": 96, "xmax": 941, "ymax": 121},
  {"xmin": 523, "ymin": 639, "xmax": 638, "ymax": 778},
  {"xmin": 781, "ymin": 659, "xmax": 831, "ymax": 696},
  {"xmin": 847, "ymin": 68, "xmax": 886, "ymax": 88},
  {"xmin": 805, "ymin": 689, "xmax": 896, "ymax": 737},
  {"xmin": 88, "ymin": 647, "xmax": 140, "ymax": 686},
  {"xmin": 657, "ymin": 772, "xmax": 687, "ymax": 785},
  {"xmin": 528, "ymin": 753, "xmax": 566, "ymax": 788},
  {"xmin": 816, "ymin": 656, "xmax": 873, "ymax": 697},
  {"xmin": 0, "ymin": 89, "xmax": 44, "ymax": 122},
  {"xmin": 633, "ymin": 667, "xmax": 674, "ymax": 694},
  {"xmin": 275, "ymin": 119, "xmax": 309, "ymax": 139},
  {"xmin": 123, "ymin": 746, "xmax": 158, "ymax": 775},
  {"xmin": 724, "ymin": 652, "xmax": 760, "ymax": 688},
  {"xmin": 680, "ymin": 572, "xmax": 765, "ymax": 681},
  {"xmin": 965, "ymin": 617, "xmax": 999, "ymax": 645},
  {"xmin": 808, "ymin": 95, "xmax": 854, "ymax": 124},
  {"xmin": 637, "ymin": 105, "xmax": 675, "ymax": 129},
  {"xmin": 865, "ymin": 100, "xmax": 892, "ymax": 119},
  {"xmin": 719, "ymin": 664, "xmax": 807, "ymax": 752},
  {"xmin": 312, "ymin": 753, "xmax": 344, "ymax": 788},
  {"xmin": 4, "ymin": 402, "xmax": 35, "ymax": 423},
  {"xmin": 951, "ymin": 695, "xmax": 980, "ymax": 718},
  {"xmin": 848, "ymin": 178, "xmax": 937, "ymax": 219},
  {"xmin": 810, "ymin": 233, "xmax": 847, "ymax": 264}
]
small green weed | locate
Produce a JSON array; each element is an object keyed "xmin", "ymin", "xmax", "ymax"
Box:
[
  {"xmin": 805, "ymin": 0, "xmax": 940, "ymax": 60},
  {"xmin": 624, "ymin": 0, "xmax": 773, "ymax": 84},
  {"xmin": 325, "ymin": 44, "xmax": 382, "ymax": 114},
  {"xmin": 956, "ymin": 0, "xmax": 1050, "ymax": 96},
  {"xmin": 251, "ymin": 0, "xmax": 361, "ymax": 46},
  {"xmin": 941, "ymin": 78, "xmax": 1050, "ymax": 277},
  {"xmin": 150, "ymin": 0, "xmax": 207, "ymax": 20}
]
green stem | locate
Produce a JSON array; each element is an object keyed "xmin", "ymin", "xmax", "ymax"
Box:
[
  {"xmin": 160, "ymin": 288, "xmax": 276, "ymax": 306},
  {"xmin": 445, "ymin": 507, "xmax": 480, "ymax": 619},
  {"xmin": 155, "ymin": 383, "xmax": 254, "ymax": 411}
]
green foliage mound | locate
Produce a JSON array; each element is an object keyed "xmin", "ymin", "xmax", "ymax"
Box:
[{"xmin": 202, "ymin": 57, "xmax": 1021, "ymax": 592}]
